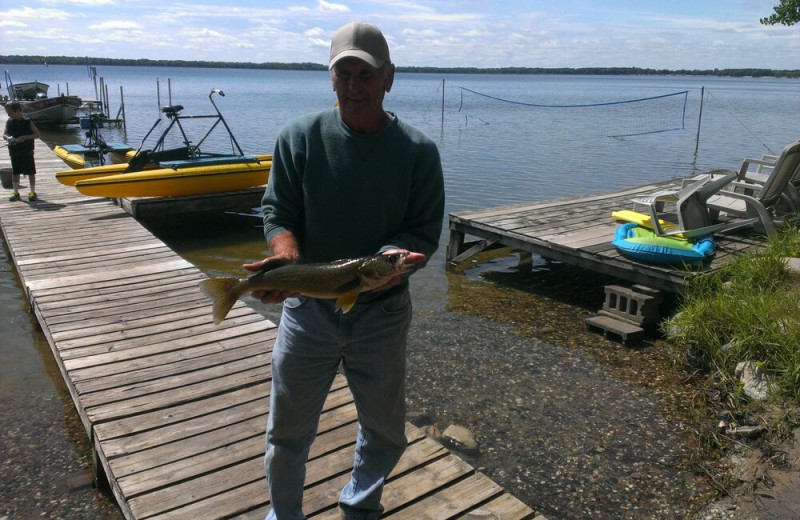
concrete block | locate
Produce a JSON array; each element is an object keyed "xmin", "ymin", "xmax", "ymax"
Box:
[
  {"xmin": 601, "ymin": 284, "xmax": 662, "ymax": 327},
  {"xmin": 585, "ymin": 314, "xmax": 645, "ymax": 343}
]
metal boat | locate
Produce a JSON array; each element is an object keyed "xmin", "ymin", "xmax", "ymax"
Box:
[{"xmin": 3, "ymin": 70, "xmax": 82, "ymax": 124}]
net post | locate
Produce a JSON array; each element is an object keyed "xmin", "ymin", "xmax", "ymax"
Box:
[
  {"xmin": 695, "ymin": 86, "xmax": 705, "ymax": 155},
  {"xmin": 441, "ymin": 78, "xmax": 445, "ymax": 133}
]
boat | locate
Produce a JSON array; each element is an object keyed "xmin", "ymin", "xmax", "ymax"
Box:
[
  {"xmin": 611, "ymin": 222, "xmax": 715, "ymax": 266},
  {"xmin": 18, "ymin": 95, "xmax": 83, "ymax": 124},
  {"xmin": 9, "ymin": 80, "xmax": 48, "ymax": 100},
  {"xmin": 60, "ymin": 88, "xmax": 272, "ymax": 197},
  {"xmin": 3, "ymin": 70, "xmax": 82, "ymax": 125},
  {"xmin": 55, "ymin": 144, "xmax": 135, "ymax": 169},
  {"xmin": 54, "ymin": 114, "xmax": 134, "ymax": 169},
  {"xmin": 73, "ymin": 155, "xmax": 272, "ymax": 198}
]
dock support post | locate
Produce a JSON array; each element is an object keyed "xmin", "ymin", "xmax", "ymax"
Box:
[
  {"xmin": 446, "ymin": 229, "xmax": 465, "ymax": 267},
  {"xmin": 447, "ymin": 234, "xmax": 501, "ymax": 269}
]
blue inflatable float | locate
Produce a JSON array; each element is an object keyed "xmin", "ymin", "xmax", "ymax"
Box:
[{"xmin": 612, "ymin": 222, "xmax": 715, "ymax": 266}]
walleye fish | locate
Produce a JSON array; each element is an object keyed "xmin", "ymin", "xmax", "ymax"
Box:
[{"xmin": 199, "ymin": 253, "xmax": 411, "ymax": 324}]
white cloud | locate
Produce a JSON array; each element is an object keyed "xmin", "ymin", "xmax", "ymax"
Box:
[
  {"xmin": 88, "ymin": 20, "xmax": 144, "ymax": 30},
  {"xmin": 5, "ymin": 28, "xmax": 103, "ymax": 43},
  {"xmin": 3, "ymin": 6, "xmax": 73, "ymax": 19},
  {"xmin": 39, "ymin": 0, "xmax": 117, "ymax": 6},
  {"xmin": 305, "ymin": 27, "xmax": 326, "ymax": 37},
  {"xmin": 318, "ymin": 0, "xmax": 349, "ymax": 13}
]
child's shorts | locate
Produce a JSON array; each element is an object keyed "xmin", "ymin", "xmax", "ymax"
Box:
[{"xmin": 10, "ymin": 153, "xmax": 36, "ymax": 176}]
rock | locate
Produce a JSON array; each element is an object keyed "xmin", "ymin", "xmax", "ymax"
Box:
[
  {"xmin": 423, "ymin": 424, "xmax": 441, "ymax": 440},
  {"xmin": 726, "ymin": 425, "xmax": 765, "ymax": 439},
  {"xmin": 783, "ymin": 257, "xmax": 800, "ymax": 275},
  {"xmin": 442, "ymin": 424, "xmax": 479, "ymax": 451},
  {"xmin": 406, "ymin": 411, "xmax": 433, "ymax": 426},
  {"xmin": 735, "ymin": 361, "xmax": 770, "ymax": 400},
  {"xmin": 665, "ymin": 312, "xmax": 682, "ymax": 336}
]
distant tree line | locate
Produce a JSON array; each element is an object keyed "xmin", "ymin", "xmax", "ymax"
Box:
[
  {"xmin": 399, "ymin": 66, "xmax": 800, "ymax": 78},
  {"xmin": 2, "ymin": 55, "xmax": 799, "ymax": 78}
]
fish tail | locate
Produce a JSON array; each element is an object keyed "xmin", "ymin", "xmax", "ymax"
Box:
[{"xmin": 199, "ymin": 277, "xmax": 241, "ymax": 324}]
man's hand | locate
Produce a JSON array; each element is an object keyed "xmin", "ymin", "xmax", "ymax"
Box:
[
  {"xmin": 373, "ymin": 249, "xmax": 426, "ymax": 291},
  {"xmin": 244, "ymin": 232, "xmax": 301, "ymax": 304},
  {"xmin": 243, "ymin": 256, "xmax": 300, "ymax": 304}
]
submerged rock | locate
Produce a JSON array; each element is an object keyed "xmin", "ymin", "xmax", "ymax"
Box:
[{"xmin": 442, "ymin": 424, "xmax": 479, "ymax": 453}]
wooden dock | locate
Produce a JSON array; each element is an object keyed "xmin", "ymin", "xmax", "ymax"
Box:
[
  {"xmin": 447, "ymin": 182, "xmax": 769, "ymax": 293},
  {"xmin": 117, "ymin": 186, "xmax": 264, "ymax": 219},
  {"xmin": 0, "ymin": 142, "xmax": 542, "ymax": 520}
]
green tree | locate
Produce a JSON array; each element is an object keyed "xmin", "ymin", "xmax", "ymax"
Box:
[{"xmin": 761, "ymin": 0, "xmax": 800, "ymax": 25}]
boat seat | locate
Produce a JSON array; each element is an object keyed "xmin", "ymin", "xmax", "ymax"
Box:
[
  {"xmin": 125, "ymin": 150, "xmax": 153, "ymax": 172},
  {"xmin": 150, "ymin": 147, "xmax": 192, "ymax": 162},
  {"xmin": 60, "ymin": 142, "xmax": 133, "ymax": 154},
  {"xmin": 161, "ymin": 105, "xmax": 184, "ymax": 118},
  {"xmin": 104, "ymin": 143, "xmax": 134, "ymax": 152},
  {"xmin": 60, "ymin": 144, "xmax": 93, "ymax": 153},
  {"xmin": 159, "ymin": 155, "xmax": 260, "ymax": 169}
]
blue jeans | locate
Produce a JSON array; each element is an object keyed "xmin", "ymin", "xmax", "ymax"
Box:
[{"xmin": 264, "ymin": 289, "xmax": 411, "ymax": 520}]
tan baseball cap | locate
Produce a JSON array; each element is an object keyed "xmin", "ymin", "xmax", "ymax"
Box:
[{"xmin": 329, "ymin": 21, "xmax": 390, "ymax": 69}]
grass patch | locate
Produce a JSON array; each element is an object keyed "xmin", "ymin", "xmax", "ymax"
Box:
[{"xmin": 666, "ymin": 225, "xmax": 800, "ymax": 442}]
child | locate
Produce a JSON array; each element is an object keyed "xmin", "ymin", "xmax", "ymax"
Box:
[{"xmin": 3, "ymin": 101, "xmax": 40, "ymax": 201}]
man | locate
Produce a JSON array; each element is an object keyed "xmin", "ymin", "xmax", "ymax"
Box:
[
  {"xmin": 3, "ymin": 101, "xmax": 40, "ymax": 202},
  {"xmin": 244, "ymin": 21, "xmax": 445, "ymax": 520}
]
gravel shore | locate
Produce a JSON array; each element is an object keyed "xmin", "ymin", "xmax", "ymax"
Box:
[{"xmin": 405, "ymin": 262, "xmax": 716, "ymax": 520}]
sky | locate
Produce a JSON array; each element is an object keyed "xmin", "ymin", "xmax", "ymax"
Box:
[{"xmin": 1, "ymin": 0, "xmax": 798, "ymax": 70}]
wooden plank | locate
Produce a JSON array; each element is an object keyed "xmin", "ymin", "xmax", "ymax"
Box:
[
  {"xmin": 60, "ymin": 313, "xmax": 271, "ymax": 367},
  {"xmin": 26, "ymin": 258, "xmax": 195, "ymax": 291},
  {"xmin": 388, "ymin": 472, "xmax": 504, "ymax": 520},
  {"xmin": 69, "ymin": 332, "xmax": 274, "ymax": 383}
]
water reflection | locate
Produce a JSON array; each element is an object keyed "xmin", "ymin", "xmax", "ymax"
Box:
[{"xmin": 0, "ymin": 240, "xmax": 123, "ymax": 519}]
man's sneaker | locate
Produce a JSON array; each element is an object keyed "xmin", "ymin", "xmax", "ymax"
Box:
[
  {"xmin": 28, "ymin": 192, "xmax": 37, "ymax": 202},
  {"xmin": 8, "ymin": 192, "xmax": 20, "ymax": 201}
]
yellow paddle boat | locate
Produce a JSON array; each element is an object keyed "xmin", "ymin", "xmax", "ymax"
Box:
[
  {"xmin": 54, "ymin": 113, "xmax": 136, "ymax": 169},
  {"xmin": 74, "ymin": 155, "xmax": 272, "ymax": 198},
  {"xmin": 59, "ymin": 88, "xmax": 272, "ymax": 197},
  {"xmin": 54, "ymin": 144, "xmax": 135, "ymax": 169}
]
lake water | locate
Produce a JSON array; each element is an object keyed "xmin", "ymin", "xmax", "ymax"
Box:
[
  {"xmin": 2, "ymin": 65, "xmax": 799, "ymax": 519},
  {"xmin": 5, "ymin": 64, "xmax": 798, "ymax": 278}
]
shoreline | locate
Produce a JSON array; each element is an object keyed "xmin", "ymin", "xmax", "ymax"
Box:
[{"xmin": 2, "ymin": 55, "xmax": 799, "ymax": 78}]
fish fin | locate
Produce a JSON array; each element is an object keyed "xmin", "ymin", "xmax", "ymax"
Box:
[
  {"xmin": 335, "ymin": 291, "xmax": 359, "ymax": 314},
  {"xmin": 199, "ymin": 277, "xmax": 241, "ymax": 324}
]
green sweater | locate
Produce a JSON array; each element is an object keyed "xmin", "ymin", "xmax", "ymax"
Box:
[{"xmin": 262, "ymin": 108, "xmax": 445, "ymax": 265}]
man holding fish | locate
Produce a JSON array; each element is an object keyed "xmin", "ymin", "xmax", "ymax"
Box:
[{"xmin": 246, "ymin": 21, "xmax": 445, "ymax": 520}]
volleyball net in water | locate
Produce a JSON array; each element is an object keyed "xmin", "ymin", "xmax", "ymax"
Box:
[{"xmin": 449, "ymin": 85, "xmax": 689, "ymax": 138}]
